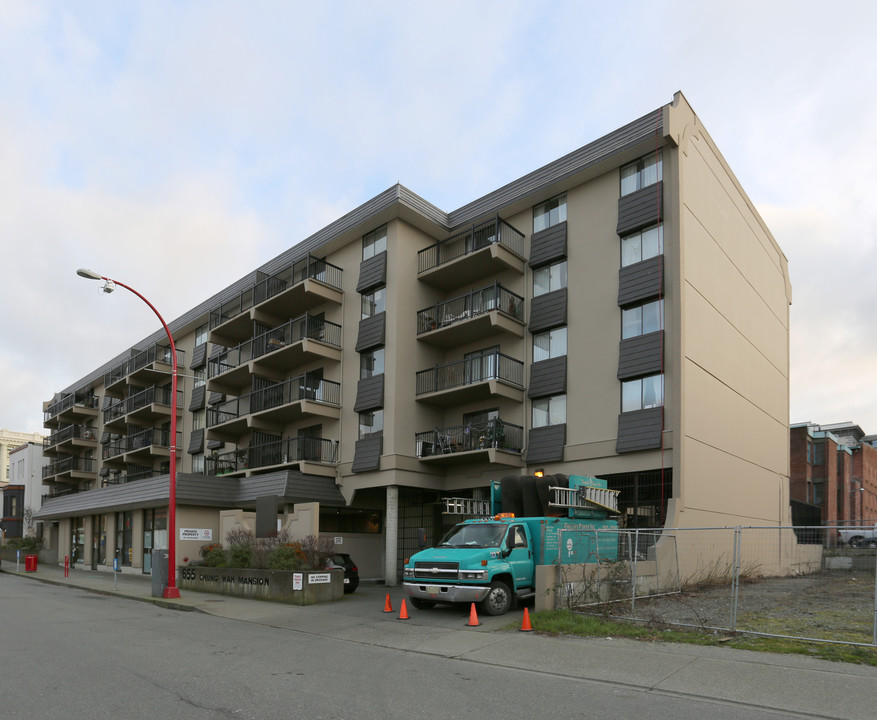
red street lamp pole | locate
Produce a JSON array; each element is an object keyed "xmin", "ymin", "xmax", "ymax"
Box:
[{"xmin": 77, "ymin": 268, "xmax": 181, "ymax": 598}]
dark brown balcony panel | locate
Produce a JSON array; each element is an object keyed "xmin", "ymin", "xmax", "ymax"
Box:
[
  {"xmin": 188, "ymin": 428, "xmax": 205, "ymax": 454},
  {"xmin": 417, "ymin": 216, "xmax": 526, "ymax": 289},
  {"xmin": 526, "ymin": 425, "xmax": 566, "ymax": 464},
  {"xmin": 615, "ymin": 407, "xmax": 663, "ymax": 453},
  {"xmin": 190, "ymin": 343, "xmax": 208, "ymax": 371},
  {"xmin": 617, "ymin": 331, "xmax": 663, "ymax": 381},
  {"xmin": 354, "ymin": 375, "xmax": 385, "ymax": 413},
  {"xmin": 617, "ymin": 181, "xmax": 663, "ymax": 236},
  {"xmin": 352, "ymin": 437, "xmax": 383, "ymax": 473},
  {"xmin": 527, "ymin": 357, "xmax": 567, "ymax": 399},
  {"xmin": 189, "ymin": 385, "xmax": 206, "ymax": 411},
  {"xmin": 355, "ymin": 313, "xmax": 386, "ymax": 353},
  {"xmin": 618, "ymin": 256, "xmax": 663, "ymax": 307},
  {"xmin": 356, "ymin": 253, "xmax": 387, "ymax": 294},
  {"xmin": 529, "ymin": 221, "xmax": 567, "ymax": 269},
  {"xmin": 529, "ymin": 288, "xmax": 567, "ymax": 334}
]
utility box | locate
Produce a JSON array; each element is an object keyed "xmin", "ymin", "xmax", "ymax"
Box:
[
  {"xmin": 25, "ymin": 554, "xmax": 38, "ymax": 572},
  {"xmin": 151, "ymin": 549, "xmax": 169, "ymax": 597}
]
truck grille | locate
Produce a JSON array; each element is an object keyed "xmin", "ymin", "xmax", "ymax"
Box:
[{"xmin": 413, "ymin": 561, "xmax": 458, "ymax": 581}]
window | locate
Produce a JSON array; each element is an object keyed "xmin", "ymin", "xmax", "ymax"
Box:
[
  {"xmin": 533, "ymin": 327, "xmax": 567, "ymax": 362},
  {"xmin": 359, "ymin": 409, "xmax": 383, "ymax": 439},
  {"xmin": 193, "ymin": 367, "xmax": 206, "ymax": 388},
  {"xmin": 622, "ymin": 299, "xmax": 663, "ymax": 339},
  {"xmin": 621, "ymin": 224, "xmax": 663, "ymax": 267},
  {"xmin": 361, "ymin": 287, "xmax": 386, "ymax": 319},
  {"xmin": 533, "ymin": 194, "xmax": 567, "ymax": 233},
  {"xmin": 194, "ymin": 323, "xmax": 208, "ymax": 346},
  {"xmin": 533, "ymin": 260, "xmax": 567, "ymax": 297},
  {"xmin": 532, "ymin": 394, "xmax": 566, "ymax": 428},
  {"xmin": 620, "ymin": 152, "xmax": 662, "ymax": 196},
  {"xmin": 191, "ymin": 452, "xmax": 205, "ymax": 474},
  {"xmin": 362, "ymin": 225, "xmax": 387, "ymax": 260},
  {"xmin": 192, "ymin": 409, "xmax": 206, "ymax": 431},
  {"xmin": 464, "ymin": 346, "xmax": 499, "ymax": 383},
  {"xmin": 360, "ymin": 348, "xmax": 385, "ymax": 378},
  {"xmin": 621, "ymin": 374, "xmax": 664, "ymax": 412}
]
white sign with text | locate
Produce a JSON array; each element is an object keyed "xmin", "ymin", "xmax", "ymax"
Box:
[{"xmin": 179, "ymin": 528, "xmax": 213, "ymax": 541}]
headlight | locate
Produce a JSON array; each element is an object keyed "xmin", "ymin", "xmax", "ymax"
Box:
[
  {"xmin": 460, "ymin": 570, "xmax": 486, "ymax": 580},
  {"xmin": 403, "ymin": 567, "xmax": 414, "ymax": 577}
]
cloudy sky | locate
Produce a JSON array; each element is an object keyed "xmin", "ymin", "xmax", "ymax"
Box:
[{"xmin": 1, "ymin": 1, "xmax": 875, "ymax": 436}]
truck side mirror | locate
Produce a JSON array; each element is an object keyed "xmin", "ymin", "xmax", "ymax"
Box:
[
  {"xmin": 501, "ymin": 546, "xmax": 512, "ymax": 558},
  {"xmin": 417, "ymin": 527, "xmax": 427, "ymax": 549}
]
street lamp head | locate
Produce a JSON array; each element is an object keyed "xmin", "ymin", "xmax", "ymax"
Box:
[{"xmin": 76, "ymin": 268, "xmax": 115, "ymax": 293}]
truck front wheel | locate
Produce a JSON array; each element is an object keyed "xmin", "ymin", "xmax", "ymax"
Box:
[
  {"xmin": 411, "ymin": 599, "xmax": 436, "ymax": 610},
  {"xmin": 481, "ymin": 580, "xmax": 512, "ymax": 616}
]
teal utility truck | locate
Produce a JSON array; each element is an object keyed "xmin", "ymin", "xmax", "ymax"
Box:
[{"xmin": 402, "ymin": 474, "xmax": 619, "ymax": 615}]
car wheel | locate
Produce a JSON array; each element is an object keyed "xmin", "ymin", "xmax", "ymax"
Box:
[
  {"xmin": 850, "ymin": 537, "xmax": 864, "ymax": 549},
  {"xmin": 343, "ymin": 584, "xmax": 357, "ymax": 594},
  {"xmin": 411, "ymin": 599, "xmax": 436, "ymax": 610},
  {"xmin": 481, "ymin": 580, "xmax": 512, "ymax": 616},
  {"xmin": 866, "ymin": 539, "xmax": 877, "ymax": 549}
]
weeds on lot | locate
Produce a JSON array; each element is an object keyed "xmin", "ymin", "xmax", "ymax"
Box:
[{"xmin": 524, "ymin": 609, "xmax": 877, "ymax": 666}]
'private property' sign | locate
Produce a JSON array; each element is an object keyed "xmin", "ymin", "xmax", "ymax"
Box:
[{"xmin": 179, "ymin": 528, "xmax": 213, "ymax": 541}]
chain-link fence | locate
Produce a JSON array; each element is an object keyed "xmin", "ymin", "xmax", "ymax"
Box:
[{"xmin": 553, "ymin": 526, "xmax": 877, "ymax": 647}]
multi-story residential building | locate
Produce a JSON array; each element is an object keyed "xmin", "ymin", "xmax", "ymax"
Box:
[
  {"xmin": 1, "ymin": 429, "xmax": 45, "ymax": 487},
  {"xmin": 790, "ymin": 422, "xmax": 877, "ymax": 527},
  {"xmin": 35, "ymin": 92, "xmax": 792, "ymax": 582},
  {"xmin": 1, "ymin": 441, "xmax": 49, "ymax": 539}
]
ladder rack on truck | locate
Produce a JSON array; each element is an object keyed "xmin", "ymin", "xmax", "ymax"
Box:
[
  {"xmin": 442, "ymin": 497, "xmax": 491, "ymax": 516},
  {"xmin": 549, "ymin": 485, "xmax": 620, "ymax": 514}
]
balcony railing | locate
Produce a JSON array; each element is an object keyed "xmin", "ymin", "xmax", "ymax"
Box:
[
  {"xmin": 416, "ymin": 352, "xmax": 524, "ymax": 396},
  {"xmin": 209, "ymin": 314, "xmax": 342, "ymax": 379},
  {"xmin": 42, "ymin": 455, "xmax": 97, "ymax": 479},
  {"xmin": 417, "ymin": 283, "xmax": 524, "ymax": 334},
  {"xmin": 44, "ymin": 424, "xmax": 98, "ymax": 450},
  {"xmin": 418, "ymin": 216, "xmax": 525, "ymax": 274},
  {"xmin": 210, "ymin": 286, "xmax": 257, "ymax": 330},
  {"xmin": 207, "ymin": 374, "xmax": 341, "ymax": 427},
  {"xmin": 103, "ymin": 385, "xmax": 183, "ymax": 424},
  {"xmin": 415, "ymin": 418, "xmax": 523, "ymax": 458},
  {"xmin": 103, "ymin": 428, "xmax": 180, "ymax": 460},
  {"xmin": 207, "ymin": 435, "xmax": 339, "ymax": 475},
  {"xmin": 103, "ymin": 344, "xmax": 185, "ymax": 387},
  {"xmin": 43, "ymin": 390, "xmax": 99, "ymax": 423}
]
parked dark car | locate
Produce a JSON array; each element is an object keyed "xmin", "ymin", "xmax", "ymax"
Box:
[{"xmin": 324, "ymin": 553, "xmax": 359, "ymax": 593}]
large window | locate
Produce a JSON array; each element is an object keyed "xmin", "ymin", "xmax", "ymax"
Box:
[
  {"xmin": 533, "ymin": 260, "xmax": 567, "ymax": 297},
  {"xmin": 621, "ymin": 152, "xmax": 662, "ymax": 196},
  {"xmin": 532, "ymin": 394, "xmax": 566, "ymax": 428},
  {"xmin": 533, "ymin": 326, "xmax": 567, "ymax": 362},
  {"xmin": 359, "ymin": 409, "xmax": 384, "ymax": 439},
  {"xmin": 361, "ymin": 287, "xmax": 386, "ymax": 319},
  {"xmin": 621, "ymin": 374, "xmax": 664, "ymax": 412},
  {"xmin": 533, "ymin": 194, "xmax": 567, "ymax": 233},
  {"xmin": 194, "ymin": 323, "xmax": 208, "ymax": 346},
  {"xmin": 362, "ymin": 225, "xmax": 387, "ymax": 260},
  {"xmin": 621, "ymin": 224, "xmax": 663, "ymax": 267},
  {"xmin": 622, "ymin": 299, "xmax": 663, "ymax": 339},
  {"xmin": 360, "ymin": 347, "xmax": 385, "ymax": 379}
]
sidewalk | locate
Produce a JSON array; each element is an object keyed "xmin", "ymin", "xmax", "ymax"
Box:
[{"xmin": 4, "ymin": 562, "xmax": 876, "ymax": 719}]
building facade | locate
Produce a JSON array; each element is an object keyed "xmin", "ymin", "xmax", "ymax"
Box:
[
  {"xmin": 35, "ymin": 92, "xmax": 792, "ymax": 582},
  {"xmin": 1, "ymin": 441, "xmax": 49, "ymax": 539},
  {"xmin": 790, "ymin": 422, "xmax": 877, "ymax": 527}
]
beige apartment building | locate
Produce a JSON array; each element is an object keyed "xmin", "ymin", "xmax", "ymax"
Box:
[{"xmin": 35, "ymin": 92, "xmax": 792, "ymax": 584}]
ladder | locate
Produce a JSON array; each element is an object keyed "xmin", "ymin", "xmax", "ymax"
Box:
[
  {"xmin": 442, "ymin": 497, "xmax": 491, "ymax": 516},
  {"xmin": 549, "ymin": 485, "xmax": 620, "ymax": 514}
]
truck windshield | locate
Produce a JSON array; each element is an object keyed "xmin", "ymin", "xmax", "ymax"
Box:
[{"xmin": 438, "ymin": 523, "xmax": 506, "ymax": 548}]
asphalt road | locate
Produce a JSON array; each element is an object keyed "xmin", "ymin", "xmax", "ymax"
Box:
[{"xmin": 1, "ymin": 572, "xmax": 816, "ymax": 720}]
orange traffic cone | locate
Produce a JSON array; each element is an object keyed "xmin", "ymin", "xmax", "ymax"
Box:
[
  {"xmin": 520, "ymin": 607, "xmax": 533, "ymax": 632},
  {"xmin": 466, "ymin": 602, "xmax": 481, "ymax": 627},
  {"xmin": 398, "ymin": 598, "xmax": 410, "ymax": 620},
  {"xmin": 383, "ymin": 593, "xmax": 394, "ymax": 613}
]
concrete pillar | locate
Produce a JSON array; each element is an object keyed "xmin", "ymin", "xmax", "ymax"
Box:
[{"xmin": 384, "ymin": 485, "xmax": 398, "ymax": 586}]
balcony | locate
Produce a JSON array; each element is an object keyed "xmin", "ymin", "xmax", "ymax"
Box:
[
  {"xmin": 125, "ymin": 385, "xmax": 183, "ymax": 423},
  {"xmin": 43, "ymin": 424, "xmax": 99, "ymax": 455},
  {"xmin": 103, "ymin": 344, "xmax": 185, "ymax": 394},
  {"xmin": 416, "ymin": 283, "xmax": 525, "ymax": 347},
  {"xmin": 416, "ymin": 352, "xmax": 525, "ymax": 406},
  {"xmin": 42, "ymin": 455, "xmax": 97, "ymax": 483},
  {"xmin": 209, "ymin": 255, "xmax": 343, "ymax": 346},
  {"xmin": 102, "ymin": 428, "xmax": 179, "ymax": 463},
  {"xmin": 415, "ymin": 418, "xmax": 524, "ymax": 467},
  {"xmin": 418, "ymin": 216, "xmax": 526, "ymax": 289},
  {"xmin": 208, "ymin": 314, "xmax": 342, "ymax": 395},
  {"xmin": 43, "ymin": 390, "xmax": 100, "ymax": 428},
  {"xmin": 207, "ymin": 374, "xmax": 341, "ymax": 442},
  {"xmin": 207, "ymin": 435, "xmax": 339, "ymax": 478}
]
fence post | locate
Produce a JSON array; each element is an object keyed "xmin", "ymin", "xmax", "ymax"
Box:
[
  {"xmin": 873, "ymin": 549, "xmax": 877, "ymax": 645},
  {"xmin": 631, "ymin": 529, "xmax": 639, "ymax": 616},
  {"xmin": 730, "ymin": 526, "xmax": 741, "ymax": 632}
]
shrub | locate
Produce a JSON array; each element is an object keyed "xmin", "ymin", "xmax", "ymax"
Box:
[
  {"xmin": 267, "ymin": 542, "xmax": 306, "ymax": 571},
  {"xmin": 199, "ymin": 542, "xmax": 228, "ymax": 568},
  {"xmin": 226, "ymin": 528, "xmax": 254, "ymax": 569}
]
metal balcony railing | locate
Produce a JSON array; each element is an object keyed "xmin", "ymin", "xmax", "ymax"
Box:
[
  {"xmin": 415, "ymin": 418, "xmax": 523, "ymax": 458},
  {"xmin": 207, "ymin": 435, "xmax": 339, "ymax": 475},
  {"xmin": 418, "ymin": 216, "xmax": 525, "ymax": 274},
  {"xmin": 44, "ymin": 424, "xmax": 98, "ymax": 450},
  {"xmin": 103, "ymin": 385, "xmax": 182, "ymax": 424},
  {"xmin": 416, "ymin": 282, "xmax": 524, "ymax": 334},
  {"xmin": 42, "ymin": 456, "xmax": 97, "ymax": 479},
  {"xmin": 43, "ymin": 390, "xmax": 99, "ymax": 423},
  {"xmin": 416, "ymin": 352, "xmax": 524, "ymax": 395},
  {"xmin": 208, "ymin": 313, "xmax": 342, "ymax": 378},
  {"xmin": 207, "ymin": 374, "xmax": 341, "ymax": 427},
  {"xmin": 103, "ymin": 344, "xmax": 185, "ymax": 387}
]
